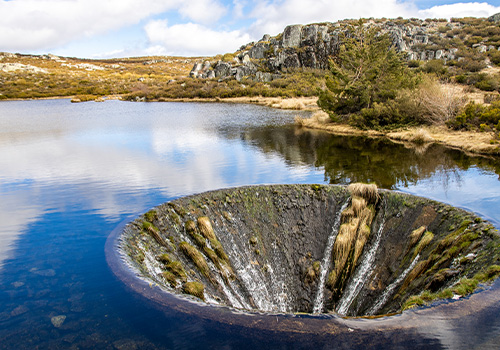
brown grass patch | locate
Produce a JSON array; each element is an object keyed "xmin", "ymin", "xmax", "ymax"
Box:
[
  {"xmin": 409, "ymin": 226, "xmax": 427, "ymax": 248},
  {"xmin": 348, "ymin": 183, "xmax": 379, "ymax": 204},
  {"xmin": 179, "ymin": 242, "xmax": 211, "ymax": 278},
  {"xmin": 197, "ymin": 217, "xmax": 216, "ymax": 240}
]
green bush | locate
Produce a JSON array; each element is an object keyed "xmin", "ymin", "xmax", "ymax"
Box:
[
  {"xmin": 318, "ymin": 24, "xmax": 419, "ymax": 128},
  {"xmin": 447, "ymin": 101, "xmax": 500, "ymax": 131}
]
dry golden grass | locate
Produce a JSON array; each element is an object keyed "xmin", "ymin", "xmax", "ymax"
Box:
[
  {"xmin": 409, "ymin": 128, "xmax": 435, "ymax": 144},
  {"xmin": 409, "ymin": 226, "xmax": 427, "ymax": 248},
  {"xmin": 413, "ymin": 231, "xmax": 434, "ymax": 259},
  {"xmin": 329, "ymin": 221, "xmax": 357, "ymax": 288},
  {"xmin": 400, "ymin": 260, "xmax": 428, "ymax": 291},
  {"xmin": 348, "ymin": 183, "xmax": 379, "ymax": 204},
  {"xmin": 353, "ymin": 224, "xmax": 371, "ymax": 266},
  {"xmin": 351, "ymin": 197, "xmax": 367, "ymax": 216},
  {"xmin": 179, "ymin": 241, "xmax": 211, "ymax": 278},
  {"xmin": 197, "ymin": 217, "xmax": 216, "ymax": 241}
]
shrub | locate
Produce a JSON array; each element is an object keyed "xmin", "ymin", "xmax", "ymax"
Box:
[
  {"xmin": 447, "ymin": 101, "xmax": 500, "ymax": 131},
  {"xmin": 423, "ymin": 60, "xmax": 446, "ymax": 75},
  {"xmin": 318, "ymin": 24, "xmax": 419, "ymax": 127}
]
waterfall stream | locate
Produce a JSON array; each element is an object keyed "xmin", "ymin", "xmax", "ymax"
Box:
[
  {"xmin": 366, "ymin": 253, "xmax": 421, "ymax": 316},
  {"xmin": 312, "ymin": 200, "xmax": 349, "ymax": 314},
  {"xmin": 336, "ymin": 218, "xmax": 386, "ymax": 315}
]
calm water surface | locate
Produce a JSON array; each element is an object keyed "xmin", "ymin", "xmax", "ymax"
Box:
[{"xmin": 0, "ymin": 99, "xmax": 500, "ymax": 349}]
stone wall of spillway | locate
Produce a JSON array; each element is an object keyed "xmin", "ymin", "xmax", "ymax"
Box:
[{"xmin": 119, "ymin": 184, "xmax": 500, "ymax": 316}]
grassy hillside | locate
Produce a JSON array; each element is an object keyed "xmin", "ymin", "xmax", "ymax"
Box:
[{"xmin": 0, "ymin": 53, "xmax": 199, "ymax": 100}]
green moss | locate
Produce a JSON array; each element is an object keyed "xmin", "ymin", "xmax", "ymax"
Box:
[
  {"xmin": 183, "ymin": 281, "xmax": 205, "ymax": 300},
  {"xmin": 168, "ymin": 202, "xmax": 187, "ymax": 217},
  {"xmin": 452, "ymin": 278, "xmax": 479, "ymax": 296},
  {"xmin": 313, "ymin": 261, "xmax": 321, "ymax": 273},
  {"xmin": 311, "ymin": 184, "xmax": 322, "ymax": 192},
  {"xmin": 158, "ymin": 253, "xmax": 172, "ymax": 264},
  {"xmin": 438, "ymin": 289, "xmax": 454, "ymax": 299},
  {"xmin": 162, "ymin": 271, "xmax": 178, "ymax": 287},
  {"xmin": 179, "ymin": 242, "xmax": 210, "ymax": 278},
  {"xmin": 166, "ymin": 261, "xmax": 187, "ymax": 280},
  {"xmin": 474, "ymin": 265, "xmax": 500, "ymax": 282},
  {"xmin": 203, "ymin": 246, "xmax": 221, "ymax": 269},
  {"xmin": 142, "ymin": 220, "xmax": 158, "ymax": 232},
  {"xmin": 209, "ymin": 238, "xmax": 229, "ymax": 262},
  {"xmin": 413, "ymin": 231, "xmax": 434, "ymax": 258},
  {"xmin": 144, "ymin": 210, "xmax": 157, "ymax": 222},
  {"xmin": 403, "ymin": 295, "xmax": 424, "ymax": 310}
]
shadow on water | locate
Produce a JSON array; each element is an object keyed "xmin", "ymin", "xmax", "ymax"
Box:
[{"xmin": 240, "ymin": 125, "xmax": 500, "ymax": 190}]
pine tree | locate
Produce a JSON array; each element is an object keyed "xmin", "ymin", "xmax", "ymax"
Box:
[{"xmin": 318, "ymin": 24, "xmax": 419, "ymax": 127}]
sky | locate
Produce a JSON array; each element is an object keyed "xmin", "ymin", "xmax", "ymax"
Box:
[{"xmin": 0, "ymin": 0, "xmax": 500, "ymax": 58}]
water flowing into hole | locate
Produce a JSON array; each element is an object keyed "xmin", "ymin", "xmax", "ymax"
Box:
[
  {"xmin": 336, "ymin": 218, "xmax": 386, "ymax": 315},
  {"xmin": 116, "ymin": 184, "xmax": 500, "ymax": 317},
  {"xmin": 312, "ymin": 200, "xmax": 349, "ymax": 314}
]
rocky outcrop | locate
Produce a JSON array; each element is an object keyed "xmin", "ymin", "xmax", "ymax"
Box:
[
  {"xmin": 488, "ymin": 12, "xmax": 500, "ymax": 23},
  {"xmin": 189, "ymin": 17, "xmax": 497, "ymax": 82}
]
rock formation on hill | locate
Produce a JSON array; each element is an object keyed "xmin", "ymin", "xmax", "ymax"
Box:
[{"xmin": 190, "ymin": 15, "xmax": 500, "ymax": 82}]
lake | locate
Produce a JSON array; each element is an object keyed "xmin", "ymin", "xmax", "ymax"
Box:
[{"xmin": 1, "ymin": 99, "xmax": 500, "ymax": 349}]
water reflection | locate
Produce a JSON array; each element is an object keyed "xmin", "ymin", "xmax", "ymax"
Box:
[
  {"xmin": 0, "ymin": 100, "xmax": 499, "ymax": 349},
  {"xmin": 242, "ymin": 125, "xmax": 500, "ymax": 224},
  {"xmin": 242, "ymin": 126, "xmax": 500, "ymax": 189}
]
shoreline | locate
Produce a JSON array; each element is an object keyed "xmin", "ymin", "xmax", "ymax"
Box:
[
  {"xmin": 298, "ymin": 114, "xmax": 500, "ymax": 157},
  {"xmin": 2, "ymin": 95, "xmax": 499, "ymax": 156}
]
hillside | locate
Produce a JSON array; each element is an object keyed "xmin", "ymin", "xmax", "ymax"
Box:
[
  {"xmin": 2, "ymin": 15, "xmax": 500, "ymax": 103},
  {"xmin": 0, "ymin": 53, "xmax": 199, "ymax": 100}
]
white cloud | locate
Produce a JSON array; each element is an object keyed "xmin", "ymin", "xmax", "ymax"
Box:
[
  {"xmin": 246, "ymin": 1, "xmax": 500, "ymax": 38},
  {"xmin": 247, "ymin": 0, "xmax": 418, "ymax": 37},
  {"xmin": 145, "ymin": 20, "xmax": 251, "ymax": 56},
  {"xmin": 178, "ymin": 0, "xmax": 228, "ymax": 24},
  {"xmin": 0, "ymin": 0, "xmax": 179, "ymax": 51},
  {"xmin": 417, "ymin": 2, "xmax": 500, "ymax": 19},
  {"xmin": 0, "ymin": 0, "xmax": 228, "ymax": 52}
]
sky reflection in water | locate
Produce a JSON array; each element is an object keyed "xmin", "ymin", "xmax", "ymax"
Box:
[{"xmin": 0, "ymin": 99, "xmax": 499, "ymax": 349}]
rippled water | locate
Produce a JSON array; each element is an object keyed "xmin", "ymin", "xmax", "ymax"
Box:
[{"xmin": 0, "ymin": 99, "xmax": 499, "ymax": 349}]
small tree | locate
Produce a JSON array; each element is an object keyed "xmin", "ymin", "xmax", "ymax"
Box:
[{"xmin": 318, "ymin": 24, "xmax": 419, "ymax": 127}]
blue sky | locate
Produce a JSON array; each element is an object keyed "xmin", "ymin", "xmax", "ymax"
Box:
[{"xmin": 0, "ymin": 0, "xmax": 499, "ymax": 58}]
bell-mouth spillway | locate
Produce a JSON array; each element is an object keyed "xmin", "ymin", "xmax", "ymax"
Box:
[{"xmin": 107, "ymin": 184, "xmax": 500, "ymax": 333}]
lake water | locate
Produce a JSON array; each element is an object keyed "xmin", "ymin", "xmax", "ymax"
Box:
[{"xmin": 0, "ymin": 99, "xmax": 500, "ymax": 349}]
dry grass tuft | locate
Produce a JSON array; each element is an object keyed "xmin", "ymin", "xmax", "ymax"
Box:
[
  {"xmin": 418, "ymin": 81, "xmax": 467, "ymax": 125},
  {"xmin": 413, "ymin": 231, "xmax": 434, "ymax": 259},
  {"xmin": 409, "ymin": 226, "xmax": 427, "ymax": 248},
  {"xmin": 179, "ymin": 241, "xmax": 211, "ymax": 278},
  {"xmin": 272, "ymin": 98, "xmax": 306, "ymax": 110},
  {"xmin": 341, "ymin": 207, "xmax": 355, "ymax": 223},
  {"xmin": 197, "ymin": 217, "xmax": 216, "ymax": 241},
  {"xmin": 311, "ymin": 110, "xmax": 330, "ymax": 123},
  {"xmin": 353, "ymin": 225, "xmax": 370, "ymax": 266},
  {"xmin": 142, "ymin": 220, "xmax": 167, "ymax": 247},
  {"xmin": 183, "ymin": 281, "xmax": 205, "ymax": 301},
  {"xmin": 294, "ymin": 115, "xmax": 306, "ymax": 126},
  {"xmin": 185, "ymin": 220, "xmax": 197, "ymax": 233},
  {"xmin": 351, "ymin": 197, "xmax": 367, "ymax": 216},
  {"xmin": 400, "ymin": 260, "xmax": 429, "ymax": 291},
  {"xmin": 348, "ymin": 183, "xmax": 379, "ymax": 204},
  {"xmin": 410, "ymin": 128, "xmax": 434, "ymax": 144}
]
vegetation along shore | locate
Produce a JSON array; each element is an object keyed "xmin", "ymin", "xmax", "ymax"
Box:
[{"xmin": 2, "ymin": 15, "xmax": 500, "ymax": 155}]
